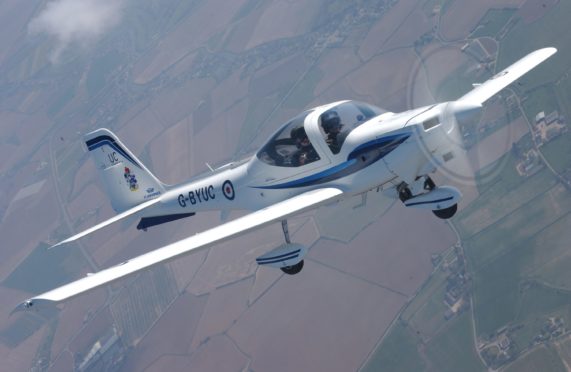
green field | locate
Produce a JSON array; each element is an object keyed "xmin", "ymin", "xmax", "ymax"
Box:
[
  {"xmin": 541, "ymin": 131, "xmax": 571, "ymax": 173},
  {"xmin": 366, "ymin": 266, "xmax": 483, "ymax": 371},
  {"xmin": 362, "ymin": 323, "xmax": 425, "ymax": 372},
  {"xmin": 424, "ymin": 312, "xmax": 485, "ymax": 372},
  {"xmin": 471, "ymin": 188, "xmax": 571, "ymax": 337},
  {"xmin": 473, "ymin": 152, "xmax": 522, "ymax": 195},
  {"xmin": 471, "ymin": 8, "xmax": 517, "ymax": 38},
  {"xmin": 472, "ymin": 244, "xmax": 522, "ymax": 337},
  {"xmin": 536, "ymin": 252, "xmax": 571, "ymax": 290},
  {"xmin": 555, "ymin": 76, "xmax": 571, "ymax": 118},
  {"xmin": 458, "ymin": 169, "xmax": 554, "ymax": 237},
  {"xmin": 527, "ymin": 212, "xmax": 571, "ymax": 289},
  {"xmin": 456, "ymin": 160, "xmax": 555, "ymax": 239},
  {"xmin": 398, "ymin": 253, "xmax": 457, "ymax": 340},
  {"xmin": 466, "ymin": 182, "xmax": 569, "ymax": 271},
  {"xmin": 505, "ymin": 346, "xmax": 566, "ymax": 372},
  {"xmin": 516, "ymin": 283, "xmax": 571, "ymax": 323},
  {"xmin": 509, "ymin": 282, "xmax": 571, "ymax": 348},
  {"xmin": 497, "ymin": 0, "xmax": 571, "ymax": 89},
  {"xmin": 521, "ymin": 84, "xmax": 560, "ymax": 124},
  {"xmin": 409, "ymin": 292, "xmax": 449, "ymax": 339},
  {"xmin": 369, "ymin": 312, "xmax": 485, "ymax": 372},
  {"xmin": 3, "ymin": 242, "xmax": 86, "ymax": 294},
  {"xmin": 401, "ymin": 269, "xmax": 448, "ymax": 322}
]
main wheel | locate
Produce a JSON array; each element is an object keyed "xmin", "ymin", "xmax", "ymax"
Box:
[
  {"xmin": 281, "ymin": 260, "xmax": 304, "ymax": 275},
  {"xmin": 432, "ymin": 204, "xmax": 457, "ymax": 219}
]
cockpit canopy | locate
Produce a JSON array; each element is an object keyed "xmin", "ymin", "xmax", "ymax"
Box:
[
  {"xmin": 256, "ymin": 101, "xmax": 386, "ymax": 167},
  {"xmin": 318, "ymin": 101, "xmax": 386, "ymax": 154},
  {"xmin": 256, "ymin": 110, "xmax": 320, "ymax": 167}
]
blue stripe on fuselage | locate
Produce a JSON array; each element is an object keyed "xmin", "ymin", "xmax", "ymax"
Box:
[
  {"xmin": 348, "ymin": 133, "xmax": 410, "ymax": 159},
  {"xmin": 252, "ymin": 132, "xmax": 410, "ymax": 190},
  {"xmin": 253, "ymin": 159, "xmax": 357, "ymax": 189}
]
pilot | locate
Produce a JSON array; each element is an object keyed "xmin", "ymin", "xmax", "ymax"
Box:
[
  {"xmin": 322, "ymin": 110, "xmax": 344, "ymax": 154},
  {"xmin": 291, "ymin": 126, "xmax": 318, "ymax": 166}
]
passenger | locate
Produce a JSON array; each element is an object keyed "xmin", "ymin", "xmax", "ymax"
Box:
[
  {"xmin": 291, "ymin": 127, "xmax": 318, "ymax": 166},
  {"xmin": 322, "ymin": 110, "xmax": 344, "ymax": 154}
]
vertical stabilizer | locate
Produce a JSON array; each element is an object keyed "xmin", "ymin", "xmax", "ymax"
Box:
[{"xmin": 85, "ymin": 128, "xmax": 166, "ymax": 213}]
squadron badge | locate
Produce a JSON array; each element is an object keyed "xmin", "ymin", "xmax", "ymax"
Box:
[{"xmin": 124, "ymin": 167, "xmax": 139, "ymax": 191}]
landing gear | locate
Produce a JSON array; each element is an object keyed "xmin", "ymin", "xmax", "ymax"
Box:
[
  {"xmin": 398, "ymin": 183, "xmax": 413, "ymax": 202},
  {"xmin": 279, "ymin": 220, "xmax": 304, "ymax": 275},
  {"xmin": 281, "ymin": 220, "xmax": 291, "ymax": 244},
  {"xmin": 399, "ymin": 176, "xmax": 460, "ymax": 220},
  {"xmin": 398, "ymin": 176, "xmax": 435, "ymax": 202},
  {"xmin": 432, "ymin": 204, "xmax": 458, "ymax": 219},
  {"xmin": 424, "ymin": 176, "xmax": 435, "ymax": 191},
  {"xmin": 281, "ymin": 260, "xmax": 304, "ymax": 275}
]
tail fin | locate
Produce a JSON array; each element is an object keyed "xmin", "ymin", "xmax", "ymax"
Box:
[{"xmin": 85, "ymin": 128, "xmax": 166, "ymax": 213}]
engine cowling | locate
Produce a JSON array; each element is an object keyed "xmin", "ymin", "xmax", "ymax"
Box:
[{"xmin": 256, "ymin": 243, "xmax": 307, "ymax": 269}]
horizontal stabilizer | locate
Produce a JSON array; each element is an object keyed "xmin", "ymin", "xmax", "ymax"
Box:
[
  {"xmin": 136, "ymin": 212, "xmax": 196, "ymax": 230},
  {"xmin": 51, "ymin": 198, "xmax": 161, "ymax": 248}
]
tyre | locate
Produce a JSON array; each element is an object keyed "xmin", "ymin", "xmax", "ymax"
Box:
[
  {"xmin": 432, "ymin": 204, "xmax": 457, "ymax": 219},
  {"xmin": 281, "ymin": 260, "xmax": 304, "ymax": 275}
]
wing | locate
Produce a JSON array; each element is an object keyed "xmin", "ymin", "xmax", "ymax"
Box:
[
  {"xmin": 15, "ymin": 187, "xmax": 343, "ymax": 311},
  {"xmin": 460, "ymin": 47, "xmax": 557, "ymax": 105}
]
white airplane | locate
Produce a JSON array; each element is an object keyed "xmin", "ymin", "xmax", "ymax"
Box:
[{"xmin": 16, "ymin": 47, "xmax": 556, "ymax": 311}]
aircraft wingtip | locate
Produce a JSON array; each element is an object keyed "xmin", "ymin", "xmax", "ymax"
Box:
[
  {"xmin": 11, "ymin": 299, "xmax": 59, "ymax": 315},
  {"xmin": 10, "ymin": 300, "xmax": 33, "ymax": 315},
  {"xmin": 546, "ymin": 47, "xmax": 558, "ymax": 54},
  {"xmin": 538, "ymin": 47, "xmax": 558, "ymax": 57},
  {"xmin": 531, "ymin": 47, "xmax": 557, "ymax": 58}
]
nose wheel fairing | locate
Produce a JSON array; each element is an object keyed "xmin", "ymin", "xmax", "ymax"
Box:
[
  {"xmin": 397, "ymin": 176, "xmax": 461, "ymax": 219},
  {"xmin": 255, "ymin": 219, "xmax": 307, "ymax": 275}
]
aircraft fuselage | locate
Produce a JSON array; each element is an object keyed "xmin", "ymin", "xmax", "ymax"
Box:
[{"xmin": 146, "ymin": 101, "xmax": 461, "ymax": 221}]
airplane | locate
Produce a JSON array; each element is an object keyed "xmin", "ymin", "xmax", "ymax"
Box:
[{"xmin": 15, "ymin": 47, "xmax": 556, "ymax": 312}]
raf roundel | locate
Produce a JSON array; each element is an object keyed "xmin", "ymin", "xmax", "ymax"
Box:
[{"xmin": 222, "ymin": 180, "xmax": 235, "ymax": 200}]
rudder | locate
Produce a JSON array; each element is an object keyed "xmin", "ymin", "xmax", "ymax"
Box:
[{"xmin": 85, "ymin": 128, "xmax": 166, "ymax": 213}]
